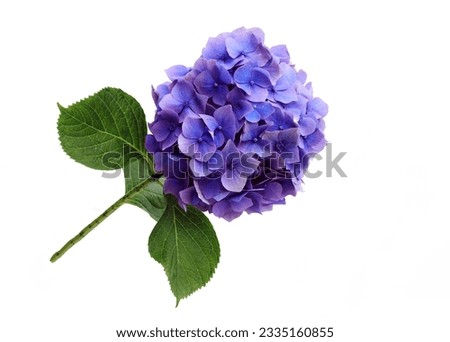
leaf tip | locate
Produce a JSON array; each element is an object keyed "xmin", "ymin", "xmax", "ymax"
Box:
[{"xmin": 56, "ymin": 102, "xmax": 65, "ymax": 111}]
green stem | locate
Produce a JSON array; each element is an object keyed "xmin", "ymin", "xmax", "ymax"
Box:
[{"xmin": 50, "ymin": 177, "xmax": 152, "ymax": 263}]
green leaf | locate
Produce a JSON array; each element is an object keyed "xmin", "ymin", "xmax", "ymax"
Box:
[
  {"xmin": 149, "ymin": 196, "xmax": 220, "ymax": 305},
  {"xmin": 57, "ymin": 87, "xmax": 148, "ymax": 170},
  {"xmin": 124, "ymin": 156, "xmax": 166, "ymax": 221},
  {"xmin": 57, "ymin": 87, "xmax": 166, "ymax": 219}
]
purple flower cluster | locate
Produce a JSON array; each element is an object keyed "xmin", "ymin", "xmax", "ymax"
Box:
[{"xmin": 146, "ymin": 27, "xmax": 328, "ymax": 221}]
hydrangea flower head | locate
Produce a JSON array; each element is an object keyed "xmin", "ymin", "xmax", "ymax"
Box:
[{"xmin": 146, "ymin": 27, "xmax": 328, "ymax": 221}]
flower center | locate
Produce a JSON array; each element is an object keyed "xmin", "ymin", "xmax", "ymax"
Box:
[
  {"xmin": 214, "ymin": 82, "xmax": 218, "ymax": 87},
  {"xmin": 197, "ymin": 137, "xmax": 203, "ymax": 143},
  {"xmin": 249, "ymin": 80, "xmax": 255, "ymax": 86},
  {"xmin": 168, "ymin": 123, "xmax": 176, "ymax": 132},
  {"xmin": 278, "ymin": 125, "xmax": 284, "ymax": 130},
  {"xmin": 253, "ymin": 137, "xmax": 258, "ymax": 143},
  {"xmin": 217, "ymin": 125, "xmax": 223, "ymax": 131}
]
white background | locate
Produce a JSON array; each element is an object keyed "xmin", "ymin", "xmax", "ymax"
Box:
[{"xmin": 1, "ymin": 1, "xmax": 449, "ymax": 341}]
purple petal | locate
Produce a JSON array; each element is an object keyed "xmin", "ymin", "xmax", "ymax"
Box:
[
  {"xmin": 245, "ymin": 192, "xmax": 265, "ymax": 214},
  {"xmin": 247, "ymin": 27, "xmax": 265, "ymax": 43},
  {"xmin": 274, "ymin": 88, "xmax": 298, "ymax": 104},
  {"xmin": 161, "ymin": 131, "xmax": 179, "ymax": 150},
  {"xmin": 152, "ymin": 83, "xmax": 171, "ymax": 106},
  {"xmin": 235, "ymin": 154, "xmax": 259, "ymax": 176},
  {"xmin": 182, "ymin": 115, "xmax": 204, "ymax": 139},
  {"xmin": 221, "ymin": 140, "xmax": 239, "ymax": 160},
  {"xmin": 297, "ymin": 70, "xmax": 307, "ymax": 84},
  {"xmin": 247, "ymin": 86, "xmax": 269, "ymax": 102},
  {"xmin": 239, "ymin": 141, "xmax": 265, "ymax": 156},
  {"xmin": 245, "ymin": 110, "xmax": 261, "ymax": 123},
  {"xmin": 279, "ymin": 128, "xmax": 300, "ymax": 149},
  {"xmin": 202, "ymin": 33, "xmax": 229, "ymax": 60},
  {"xmin": 213, "ymin": 131, "xmax": 225, "ymax": 147},
  {"xmin": 212, "ymin": 201, "xmax": 243, "ymax": 221},
  {"xmin": 256, "ymin": 102, "xmax": 274, "ymax": 118},
  {"xmin": 164, "ymin": 177, "xmax": 189, "ymax": 198},
  {"xmin": 275, "ymin": 63, "xmax": 297, "ymax": 90},
  {"xmin": 270, "ymin": 45, "xmax": 290, "ymax": 63},
  {"xmin": 240, "ymin": 122, "xmax": 266, "ymax": 141},
  {"xmin": 145, "ymin": 134, "xmax": 159, "ymax": 153},
  {"xmin": 214, "ymin": 104, "xmax": 234, "ymax": 123},
  {"xmin": 263, "ymin": 182, "xmax": 283, "ymax": 201},
  {"xmin": 221, "ymin": 168, "xmax": 248, "ymax": 192},
  {"xmin": 252, "ymin": 68, "xmax": 272, "ymax": 87},
  {"xmin": 308, "ymin": 97, "xmax": 328, "ymax": 118},
  {"xmin": 213, "ymin": 63, "xmax": 233, "ymax": 84},
  {"xmin": 263, "ymin": 59, "xmax": 282, "ymax": 83},
  {"xmin": 207, "ymin": 152, "xmax": 224, "ymax": 170},
  {"xmin": 225, "ymin": 37, "xmax": 243, "ymax": 59},
  {"xmin": 199, "ymin": 114, "xmax": 219, "ymax": 132},
  {"xmin": 212, "ymin": 85, "xmax": 229, "ymax": 106},
  {"xmin": 229, "ymin": 196, "xmax": 253, "ymax": 212},
  {"xmin": 299, "ymin": 117, "xmax": 317, "ymax": 136},
  {"xmin": 305, "ymin": 130, "xmax": 326, "ymax": 152},
  {"xmin": 177, "ymin": 134, "xmax": 196, "ymax": 156},
  {"xmin": 171, "ymin": 79, "xmax": 194, "ymax": 102},
  {"xmin": 165, "ymin": 65, "xmax": 190, "ymax": 81},
  {"xmin": 195, "ymin": 178, "xmax": 225, "ymax": 200},
  {"xmin": 194, "ymin": 70, "xmax": 215, "ymax": 95},
  {"xmin": 234, "ymin": 100, "xmax": 254, "ymax": 120},
  {"xmin": 234, "ymin": 64, "xmax": 253, "ymax": 84},
  {"xmin": 188, "ymin": 93, "xmax": 208, "ymax": 114},
  {"xmin": 252, "ymin": 45, "xmax": 272, "ymax": 67},
  {"xmin": 317, "ymin": 118, "xmax": 326, "ymax": 131},
  {"xmin": 189, "ymin": 159, "xmax": 212, "ymax": 177},
  {"xmin": 235, "ymin": 82, "xmax": 253, "ymax": 97},
  {"xmin": 179, "ymin": 186, "xmax": 209, "ymax": 210},
  {"xmin": 195, "ymin": 135, "xmax": 217, "ymax": 161},
  {"xmin": 159, "ymin": 94, "xmax": 183, "ymax": 113},
  {"xmin": 150, "ymin": 120, "xmax": 170, "ymax": 142}
]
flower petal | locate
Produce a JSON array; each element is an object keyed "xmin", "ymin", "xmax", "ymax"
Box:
[
  {"xmin": 308, "ymin": 97, "xmax": 328, "ymax": 118},
  {"xmin": 234, "ymin": 64, "xmax": 253, "ymax": 83},
  {"xmin": 165, "ymin": 65, "xmax": 190, "ymax": 81},
  {"xmin": 171, "ymin": 79, "xmax": 194, "ymax": 102},
  {"xmin": 221, "ymin": 168, "xmax": 248, "ymax": 192},
  {"xmin": 150, "ymin": 120, "xmax": 171, "ymax": 142},
  {"xmin": 252, "ymin": 68, "xmax": 272, "ymax": 87},
  {"xmin": 182, "ymin": 115, "xmax": 204, "ymax": 139},
  {"xmin": 159, "ymin": 94, "xmax": 183, "ymax": 113},
  {"xmin": 299, "ymin": 117, "xmax": 317, "ymax": 136}
]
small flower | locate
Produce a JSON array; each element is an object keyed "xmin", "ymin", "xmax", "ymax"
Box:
[
  {"xmin": 178, "ymin": 115, "xmax": 216, "ymax": 161},
  {"xmin": 194, "ymin": 59, "xmax": 233, "ymax": 106},
  {"xmin": 159, "ymin": 79, "xmax": 208, "ymax": 119},
  {"xmin": 263, "ymin": 128, "xmax": 301, "ymax": 165},
  {"xmin": 266, "ymin": 108, "xmax": 298, "ymax": 131},
  {"xmin": 148, "ymin": 109, "xmax": 181, "ymax": 150},
  {"xmin": 234, "ymin": 64, "xmax": 272, "ymax": 102}
]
